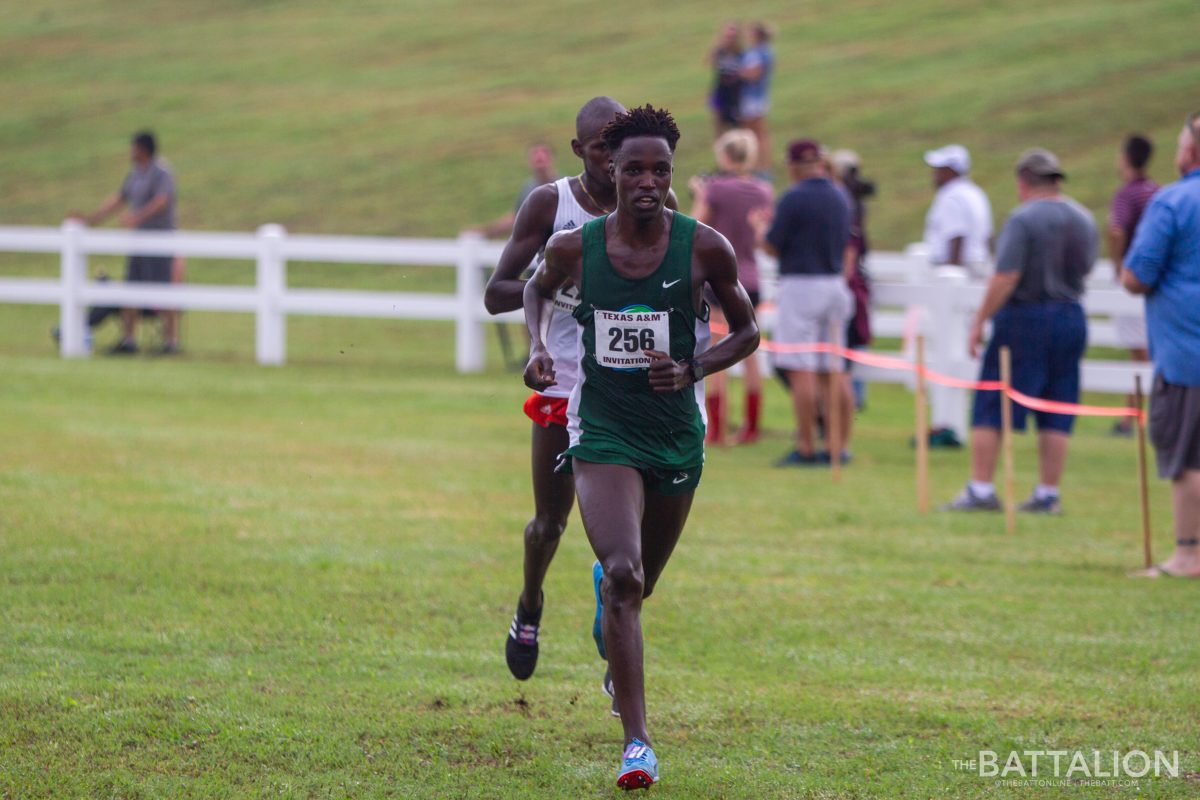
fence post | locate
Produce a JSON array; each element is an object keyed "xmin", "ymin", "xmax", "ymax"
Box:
[
  {"xmin": 927, "ymin": 268, "xmax": 972, "ymax": 440},
  {"xmin": 59, "ymin": 219, "xmax": 88, "ymax": 358},
  {"xmin": 255, "ymin": 224, "xmax": 286, "ymax": 365},
  {"xmin": 455, "ymin": 231, "xmax": 486, "ymax": 373}
]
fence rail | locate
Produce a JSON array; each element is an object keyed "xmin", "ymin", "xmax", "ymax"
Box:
[{"xmin": 0, "ymin": 221, "xmax": 1152, "ymax": 436}]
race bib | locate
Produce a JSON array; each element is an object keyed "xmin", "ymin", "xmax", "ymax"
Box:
[
  {"xmin": 553, "ymin": 283, "xmax": 580, "ymax": 314},
  {"xmin": 595, "ymin": 309, "xmax": 669, "ymax": 369}
]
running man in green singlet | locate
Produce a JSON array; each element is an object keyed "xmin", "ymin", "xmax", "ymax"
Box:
[{"xmin": 523, "ymin": 105, "xmax": 759, "ymax": 791}]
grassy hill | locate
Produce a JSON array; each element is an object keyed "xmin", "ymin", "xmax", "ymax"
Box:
[{"xmin": 1, "ymin": 0, "xmax": 1197, "ymax": 248}]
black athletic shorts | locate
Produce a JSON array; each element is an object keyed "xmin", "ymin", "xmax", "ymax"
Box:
[
  {"xmin": 1149, "ymin": 375, "xmax": 1200, "ymax": 480},
  {"xmin": 556, "ymin": 455, "xmax": 703, "ymax": 495},
  {"xmin": 126, "ymin": 255, "xmax": 173, "ymax": 283}
]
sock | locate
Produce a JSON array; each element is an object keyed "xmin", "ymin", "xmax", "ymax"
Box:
[
  {"xmin": 744, "ymin": 391, "xmax": 761, "ymax": 433},
  {"xmin": 705, "ymin": 394, "xmax": 722, "ymax": 442},
  {"xmin": 1034, "ymin": 484, "xmax": 1059, "ymax": 500},
  {"xmin": 517, "ymin": 591, "xmax": 543, "ymax": 623},
  {"xmin": 969, "ymin": 480, "xmax": 996, "ymax": 498}
]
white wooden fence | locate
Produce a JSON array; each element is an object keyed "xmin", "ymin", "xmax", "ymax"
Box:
[{"xmin": 0, "ymin": 221, "xmax": 1152, "ymax": 436}]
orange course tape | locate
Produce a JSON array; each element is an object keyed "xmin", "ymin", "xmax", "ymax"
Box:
[{"xmin": 709, "ymin": 324, "xmax": 1142, "ymax": 419}]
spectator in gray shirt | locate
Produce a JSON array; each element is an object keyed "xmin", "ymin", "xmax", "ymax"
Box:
[
  {"xmin": 71, "ymin": 130, "xmax": 180, "ymax": 355},
  {"xmin": 943, "ymin": 148, "xmax": 1098, "ymax": 515}
]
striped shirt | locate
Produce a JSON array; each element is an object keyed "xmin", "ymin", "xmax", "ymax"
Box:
[{"xmin": 1109, "ymin": 177, "xmax": 1159, "ymax": 239}]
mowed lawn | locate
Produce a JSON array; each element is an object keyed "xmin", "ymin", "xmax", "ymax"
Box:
[
  {"xmin": 1, "ymin": 0, "xmax": 1198, "ymax": 247},
  {"xmin": 2, "ymin": 306, "xmax": 1198, "ymax": 798}
]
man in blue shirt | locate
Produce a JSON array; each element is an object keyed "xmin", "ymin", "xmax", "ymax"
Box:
[
  {"xmin": 755, "ymin": 139, "xmax": 854, "ymax": 467},
  {"xmin": 1123, "ymin": 112, "xmax": 1200, "ymax": 578}
]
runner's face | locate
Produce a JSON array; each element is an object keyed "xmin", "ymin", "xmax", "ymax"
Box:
[
  {"xmin": 612, "ymin": 136, "xmax": 673, "ymax": 219},
  {"xmin": 574, "ymin": 131, "xmax": 614, "ymax": 188}
]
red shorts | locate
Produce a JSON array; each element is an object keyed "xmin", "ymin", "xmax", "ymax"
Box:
[{"xmin": 524, "ymin": 393, "xmax": 569, "ymax": 428}]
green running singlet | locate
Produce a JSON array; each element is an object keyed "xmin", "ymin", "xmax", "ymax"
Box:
[{"xmin": 564, "ymin": 212, "xmax": 711, "ymax": 491}]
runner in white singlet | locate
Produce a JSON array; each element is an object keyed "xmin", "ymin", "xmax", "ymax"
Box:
[
  {"xmin": 482, "ymin": 97, "xmax": 681, "ymax": 686},
  {"xmin": 482, "ymin": 97, "xmax": 625, "ymax": 682},
  {"xmin": 540, "ymin": 175, "xmax": 601, "ymax": 401}
]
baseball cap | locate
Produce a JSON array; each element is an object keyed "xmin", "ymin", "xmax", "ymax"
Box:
[
  {"xmin": 787, "ymin": 139, "xmax": 821, "ymax": 163},
  {"xmin": 831, "ymin": 149, "xmax": 860, "ymax": 174},
  {"xmin": 924, "ymin": 144, "xmax": 970, "ymax": 174},
  {"xmin": 1014, "ymin": 148, "xmax": 1066, "ymax": 180}
]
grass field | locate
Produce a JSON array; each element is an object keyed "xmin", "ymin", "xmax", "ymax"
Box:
[
  {"xmin": 3, "ymin": 1, "xmax": 1200, "ymax": 797},
  {"xmin": 1, "ymin": 0, "xmax": 1199, "ymax": 247},
  {"xmin": 2, "ymin": 305, "xmax": 1199, "ymax": 798}
]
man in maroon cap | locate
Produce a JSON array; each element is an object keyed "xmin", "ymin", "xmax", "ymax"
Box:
[{"xmin": 753, "ymin": 139, "xmax": 854, "ymax": 466}]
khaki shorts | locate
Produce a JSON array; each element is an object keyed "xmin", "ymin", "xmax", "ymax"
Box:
[{"xmin": 774, "ymin": 275, "xmax": 854, "ymax": 372}]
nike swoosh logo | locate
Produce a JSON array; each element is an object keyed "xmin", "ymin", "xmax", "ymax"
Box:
[
  {"xmin": 672, "ymin": 473, "xmax": 688, "ymax": 484},
  {"xmin": 662, "ymin": 279, "xmax": 682, "ymax": 289}
]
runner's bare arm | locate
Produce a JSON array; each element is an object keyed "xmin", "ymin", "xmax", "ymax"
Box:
[
  {"xmin": 483, "ymin": 183, "xmax": 558, "ymax": 315},
  {"xmin": 646, "ymin": 224, "xmax": 759, "ymax": 393},
  {"xmin": 522, "ymin": 228, "xmax": 582, "ymax": 391}
]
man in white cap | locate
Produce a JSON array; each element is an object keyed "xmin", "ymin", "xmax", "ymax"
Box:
[
  {"xmin": 923, "ymin": 144, "xmax": 993, "ymax": 275},
  {"xmin": 922, "ymin": 144, "xmax": 994, "ymax": 448}
]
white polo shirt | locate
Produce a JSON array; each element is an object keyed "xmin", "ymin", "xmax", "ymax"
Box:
[{"xmin": 924, "ymin": 176, "xmax": 993, "ymax": 265}]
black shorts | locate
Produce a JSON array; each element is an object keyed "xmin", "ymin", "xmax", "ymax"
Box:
[
  {"xmin": 556, "ymin": 455, "xmax": 702, "ymax": 495},
  {"xmin": 126, "ymin": 255, "xmax": 172, "ymax": 283},
  {"xmin": 1149, "ymin": 375, "xmax": 1200, "ymax": 480}
]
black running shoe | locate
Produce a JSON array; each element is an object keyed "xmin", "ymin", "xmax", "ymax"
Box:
[
  {"xmin": 505, "ymin": 594, "xmax": 542, "ymax": 680},
  {"xmin": 107, "ymin": 339, "xmax": 138, "ymax": 355}
]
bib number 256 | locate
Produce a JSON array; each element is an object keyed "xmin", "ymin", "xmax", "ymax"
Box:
[
  {"xmin": 608, "ymin": 327, "xmax": 655, "ymax": 353},
  {"xmin": 594, "ymin": 309, "xmax": 669, "ymax": 369}
]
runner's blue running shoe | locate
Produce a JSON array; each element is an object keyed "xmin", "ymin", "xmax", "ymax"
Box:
[
  {"xmin": 592, "ymin": 560, "xmax": 606, "ymax": 660},
  {"xmin": 617, "ymin": 738, "xmax": 658, "ymax": 790}
]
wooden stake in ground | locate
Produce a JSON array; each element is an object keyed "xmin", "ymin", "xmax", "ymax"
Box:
[
  {"xmin": 1135, "ymin": 375, "xmax": 1153, "ymax": 569},
  {"xmin": 827, "ymin": 366, "xmax": 842, "ymax": 483},
  {"xmin": 1000, "ymin": 346, "xmax": 1015, "ymax": 534},
  {"xmin": 915, "ymin": 335, "xmax": 930, "ymax": 513}
]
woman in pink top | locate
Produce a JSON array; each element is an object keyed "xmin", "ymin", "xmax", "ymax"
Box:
[{"xmin": 689, "ymin": 129, "xmax": 774, "ymax": 444}]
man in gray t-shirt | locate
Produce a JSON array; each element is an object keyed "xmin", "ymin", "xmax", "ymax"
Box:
[
  {"xmin": 943, "ymin": 148, "xmax": 1098, "ymax": 515},
  {"xmin": 119, "ymin": 155, "xmax": 176, "ymax": 231},
  {"xmin": 70, "ymin": 130, "xmax": 181, "ymax": 355},
  {"xmin": 993, "ymin": 191, "xmax": 1097, "ymax": 304}
]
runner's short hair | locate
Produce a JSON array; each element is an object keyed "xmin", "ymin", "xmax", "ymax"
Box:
[{"xmin": 602, "ymin": 104, "xmax": 681, "ymax": 154}]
